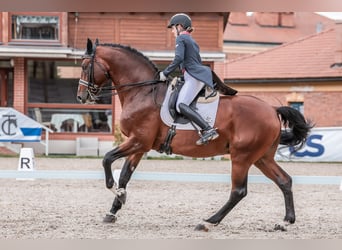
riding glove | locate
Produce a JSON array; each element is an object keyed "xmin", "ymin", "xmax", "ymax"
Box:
[{"xmin": 159, "ymin": 72, "xmax": 167, "ymax": 81}]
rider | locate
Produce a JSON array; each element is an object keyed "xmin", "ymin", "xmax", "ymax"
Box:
[{"xmin": 159, "ymin": 13, "xmax": 219, "ymax": 145}]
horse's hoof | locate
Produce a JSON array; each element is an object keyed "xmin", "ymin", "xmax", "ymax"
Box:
[
  {"xmin": 194, "ymin": 223, "xmax": 209, "ymax": 232},
  {"xmin": 103, "ymin": 214, "xmax": 117, "ymax": 223},
  {"xmin": 195, "ymin": 219, "xmax": 218, "ymax": 232},
  {"xmin": 284, "ymin": 215, "xmax": 295, "ymax": 224},
  {"xmin": 274, "ymin": 223, "xmax": 287, "ymax": 232}
]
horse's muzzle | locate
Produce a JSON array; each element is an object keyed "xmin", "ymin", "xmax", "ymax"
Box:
[
  {"xmin": 77, "ymin": 95, "xmax": 84, "ymax": 103},
  {"xmin": 77, "ymin": 91, "xmax": 89, "ymax": 104}
]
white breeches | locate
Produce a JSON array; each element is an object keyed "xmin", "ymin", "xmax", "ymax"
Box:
[{"xmin": 176, "ymin": 71, "xmax": 205, "ymax": 113}]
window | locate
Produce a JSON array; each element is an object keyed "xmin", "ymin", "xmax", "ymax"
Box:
[
  {"xmin": 289, "ymin": 102, "xmax": 304, "ymax": 114},
  {"xmin": 28, "ymin": 60, "xmax": 80, "ymax": 104},
  {"xmin": 11, "ymin": 13, "xmax": 60, "ymax": 41},
  {"xmin": 27, "ymin": 59, "xmax": 113, "ymax": 134},
  {"xmin": 27, "ymin": 60, "xmax": 112, "ymax": 104},
  {"xmin": 28, "ymin": 108, "xmax": 112, "ymax": 133}
]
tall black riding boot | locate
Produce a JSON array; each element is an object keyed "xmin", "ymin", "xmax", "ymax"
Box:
[{"xmin": 178, "ymin": 103, "xmax": 219, "ymax": 145}]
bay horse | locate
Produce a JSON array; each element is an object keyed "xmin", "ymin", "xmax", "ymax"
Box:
[{"xmin": 77, "ymin": 39, "xmax": 313, "ymax": 232}]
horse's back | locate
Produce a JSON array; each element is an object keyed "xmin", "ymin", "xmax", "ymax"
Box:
[{"xmin": 218, "ymin": 94, "xmax": 278, "ymax": 121}]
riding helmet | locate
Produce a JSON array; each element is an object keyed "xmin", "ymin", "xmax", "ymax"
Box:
[{"xmin": 167, "ymin": 13, "xmax": 192, "ymax": 29}]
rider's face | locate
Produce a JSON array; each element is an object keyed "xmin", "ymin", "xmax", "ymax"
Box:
[{"xmin": 171, "ymin": 25, "xmax": 178, "ymax": 37}]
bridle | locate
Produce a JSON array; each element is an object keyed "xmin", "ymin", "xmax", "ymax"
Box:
[
  {"xmin": 78, "ymin": 58, "xmax": 111, "ymax": 102},
  {"xmin": 78, "ymin": 41, "xmax": 166, "ymax": 102},
  {"xmin": 78, "ymin": 39, "xmax": 113, "ymax": 102}
]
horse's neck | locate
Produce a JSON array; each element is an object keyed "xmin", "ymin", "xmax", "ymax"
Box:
[
  {"xmin": 104, "ymin": 47, "xmax": 166, "ymax": 107},
  {"xmin": 118, "ymin": 77, "xmax": 168, "ymax": 110}
]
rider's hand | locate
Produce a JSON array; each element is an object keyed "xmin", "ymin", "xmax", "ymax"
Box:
[{"xmin": 159, "ymin": 72, "xmax": 167, "ymax": 81}]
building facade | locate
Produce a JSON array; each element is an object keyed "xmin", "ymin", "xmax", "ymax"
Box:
[
  {"xmin": 224, "ymin": 12, "xmax": 334, "ymax": 60},
  {"xmin": 225, "ymin": 22, "xmax": 342, "ymax": 127},
  {"xmin": 0, "ymin": 12, "xmax": 227, "ymax": 154}
]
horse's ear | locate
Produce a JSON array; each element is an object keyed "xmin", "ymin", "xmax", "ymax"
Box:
[
  {"xmin": 86, "ymin": 38, "xmax": 93, "ymax": 55},
  {"xmin": 93, "ymin": 38, "xmax": 99, "ymax": 52}
]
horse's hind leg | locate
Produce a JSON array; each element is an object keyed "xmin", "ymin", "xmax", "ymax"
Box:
[
  {"xmin": 196, "ymin": 159, "xmax": 250, "ymax": 231},
  {"xmin": 254, "ymin": 156, "xmax": 295, "ymax": 225},
  {"xmin": 103, "ymin": 152, "xmax": 144, "ymax": 223}
]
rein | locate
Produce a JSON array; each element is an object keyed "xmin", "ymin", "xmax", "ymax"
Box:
[
  {"xmin": 79, "ymin": 76, "xmax": 165, "ymax": 99},
  {"xmin": 101, "ymin": 78, "xmax": 164, "ymax": 93}
]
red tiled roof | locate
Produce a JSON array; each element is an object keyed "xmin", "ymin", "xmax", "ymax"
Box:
[
  {"xmin": 225, "ymin": 27, "xmax": 342, "ymax": 80},
  {"xmin": 225, "ymin": 12, "xmax": 334, "ymax": 44}
]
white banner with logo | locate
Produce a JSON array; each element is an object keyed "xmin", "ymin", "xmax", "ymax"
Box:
[
  {"xmin": 0, "ymin": 108, "xmax": 42, "ymax": 142},
  {"xmin": 276, "ymin": 127, "xmax": 342, "ymax": 162}
]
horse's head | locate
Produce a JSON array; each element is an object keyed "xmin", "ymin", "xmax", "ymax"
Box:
[
  {"xmin": 77, "ymin": 38, "xmax": 112, "ymax": 104},
  {"xmin": 77, "ymin": 39, "xmax": 163, "ymax": 104}
]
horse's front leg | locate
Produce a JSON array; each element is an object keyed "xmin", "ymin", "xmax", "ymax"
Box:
[
  {"xmin": 103, "ymin": 153, "xmax": 143, "ymax": 223},
  {"xmin": 102, "ymin": 146, "xmax": 126, "ymax": 191},
  {"xmin": 102, "ymin": 136, "xmax": 145, "ymax": 190}
]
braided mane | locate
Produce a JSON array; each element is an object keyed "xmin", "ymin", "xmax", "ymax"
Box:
[{"xmin": 100, "ymin": 43, "xmax": 159, "ymax": 72}]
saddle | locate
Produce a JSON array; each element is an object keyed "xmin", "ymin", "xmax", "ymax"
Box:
[
  {"xmin": 168, "ymin": 77, "xmax": 219, "ymax": 124},
  {"xmin": 167, "ymin": 71, "xmax": 237, "ymax": 123},
  {"xmin": 159, "ymin": 71, "xmax": 237, "ymax": 154}
]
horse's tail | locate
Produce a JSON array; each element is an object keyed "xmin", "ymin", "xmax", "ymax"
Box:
[{"xmin": 276, "ymin": 106, "xmax": 314, "ymax": 152}]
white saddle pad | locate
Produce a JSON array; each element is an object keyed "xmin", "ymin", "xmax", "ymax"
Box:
[{"xmin": 160, "ymin": 84, "xmax": 220, "ymax": 130}]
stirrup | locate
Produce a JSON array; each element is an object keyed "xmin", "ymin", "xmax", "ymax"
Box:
[{"xmin": 196, "ymin": 128, "xmax": 219, "ymax": 145}]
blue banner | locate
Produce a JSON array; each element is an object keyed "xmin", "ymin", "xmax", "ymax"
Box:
[{"xmin": 276, "ymin": 127, "xmax": 342, "ymax": 162}]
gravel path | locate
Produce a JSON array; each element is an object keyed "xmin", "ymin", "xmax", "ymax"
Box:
[{"xmin": 0, "ymin": 157, "xmax": 341, "ymax": 239}]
